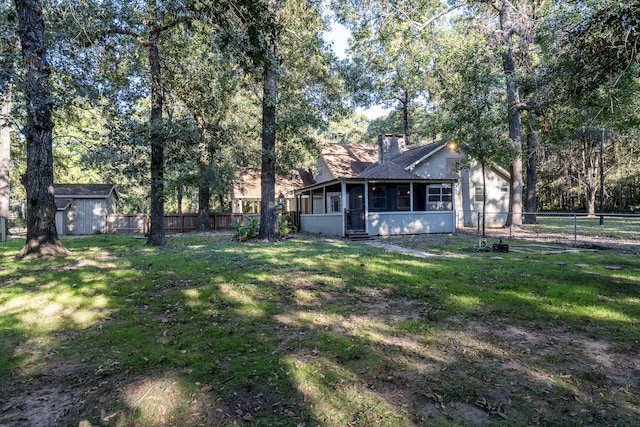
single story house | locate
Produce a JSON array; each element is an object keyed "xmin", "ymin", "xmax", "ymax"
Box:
[
  {"xmin": 54, "ymin": 184, "xmax": 119, "ymax": 235},
  {"xmin": 294, "ymin": 135, "xmax": 510, "ymax": 238},
  {"xmin": 231, "ymin": 168, "xmax": 307, "ymax": 213}
]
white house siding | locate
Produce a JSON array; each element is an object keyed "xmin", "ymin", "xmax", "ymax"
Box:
[
  {"xmin": 300, "ymin": 213, "xmax": 343, "ymax": 236},
  {"xmin": 411, "ymin": 149, "xmax": 509, "ymax": 228},
  {"xmin": 458, "ymin": 170, "xmax": 470, "ymax": 227},
  {"xmin": 461, "ymin": 164, "xmax": 509, "ymax": 227},
  {"xmin": 412, "ymin": 148, "xmax": 464, "ymax": 180},
  {"xmin": 367, "ymin": 211, "xmax": 455, "ymax": 236},
  {"xmin": 315, "ymin": 157, "xmax": 335, "ymax": 183}
]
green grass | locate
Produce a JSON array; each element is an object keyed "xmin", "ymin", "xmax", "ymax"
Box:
[
  {"xmin": 1, "ymin": 233, "xmax": 639, "ymax": 426},
  {"xmin": 526, "ymin": 215, "xmax": 640, "ymax": 239}
]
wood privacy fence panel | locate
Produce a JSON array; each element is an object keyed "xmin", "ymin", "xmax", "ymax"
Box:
[
  {"xmin": 106, "ymin": 213, "xmax": 261, "ymax": 234},
  {"xmin": 106, "ymin": 214, "xmax": 148, "ymax": 234}
]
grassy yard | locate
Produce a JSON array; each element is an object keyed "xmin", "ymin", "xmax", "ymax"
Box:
[
  {"xmin": 526, "ymin": 215, "xmax": 640, "ymax": 239},
  {"xmin": 1, "ymin": 233, "xmax": 639, "ymax": 426}
]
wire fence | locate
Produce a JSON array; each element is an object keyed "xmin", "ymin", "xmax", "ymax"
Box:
[{"xmin": 457, "ymin": 210, "xmax": 640, "ymax": 249}]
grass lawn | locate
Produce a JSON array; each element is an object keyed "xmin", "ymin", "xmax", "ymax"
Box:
[
  {"xmin": 526, "ymin": 215, "xmax": 640, "ymax": 240},
  {"xmin": 1, "ymin": 233, "xmax": 639, "ymax": 426}
]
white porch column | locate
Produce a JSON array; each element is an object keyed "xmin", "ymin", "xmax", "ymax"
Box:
[
  {"xmin": 364, "ymin": 182, "xmax": 369, "ymax": 232},
  {"xmin": 451, "ymin": 182, "xmax": 457, "ymax": 233},
  {"xmin": 341, "ymin": 181, "xmax": 347, "ymax": 237},
  {"xmin": 323, "ymin": 186, "xmax": 327, "ymax": 214},
  {"xmin": 410, "ymin": 182, "xmax": 414, "ymax": 212}
]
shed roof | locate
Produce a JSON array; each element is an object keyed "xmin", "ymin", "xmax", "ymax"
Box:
[
  {"xmin": 55, "ymin": 198, "xmax": 73, "ymax": 211},
  {"xmin": 54, "ymin": 184, "xmax": 119, "ymax": 199}
]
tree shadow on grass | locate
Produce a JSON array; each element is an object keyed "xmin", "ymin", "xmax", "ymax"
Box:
[{"xmin": 0, "ymin": 235, "xmax": 639, "ymax": 426}]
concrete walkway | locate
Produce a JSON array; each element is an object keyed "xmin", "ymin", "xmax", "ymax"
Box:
[{"xmin": 361, "ymin": 240, "xmax": 464, "ymax": 259}]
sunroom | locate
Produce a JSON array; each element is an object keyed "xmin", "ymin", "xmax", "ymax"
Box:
[{"xmin": 294, "ymin": 176, "xmax": 458, "ymax": 238}]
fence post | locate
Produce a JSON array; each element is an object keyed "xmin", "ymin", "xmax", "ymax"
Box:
[{"xmin": 573, "ymin": 213, "xmax": 577, "ymax": 247}]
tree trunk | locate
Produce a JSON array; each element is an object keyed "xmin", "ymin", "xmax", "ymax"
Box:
[
  {"xmin": 258, "ymin": 65, "xmax": 279, "ymax": 241},
  {"xmin": 498, "ymin": 2, "xmax": 523, "ymax": 229},
  {"xmin": 146, "ymin": 0, "xmax": 166, "ymax": 246},
  {"xmin": 14, "ymin": 0, "xmax": 68, "ymax": 258},
  {"xmin": 586, "ymin": 181, "xmax": 596, "ymax": 216},
  {"xmin": 196, "ymin": 122, "xmax": 212, "ymax": 231},
  {"xmin": 177, "ymin": 184, "xmax": 183, "ymax": 214},
  {"xmin": 1, "ymin": 80, "xmax": 11, "ymax": 232},
  {"xmin": 258, "ymin": 0, "xmax": 280, "ymax": 242},
  {"xmin": 524, "ymin": 116, "xmax": 538, "ymax": 224},
  {"xmin": 402, "ymin": 88, "xmax": 409, "ymax": 145},
  {"xmin": 1, "ymin": 35, "xmax": 15, "ymax": 238},
  {"xmin": 197, "ymin": 178, "xmax": 212, "ymax": 230}
]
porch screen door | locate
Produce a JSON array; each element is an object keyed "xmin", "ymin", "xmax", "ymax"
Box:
[{"xmin": 347, "ymin": 186, "xmax": 365, "ymax": 231}]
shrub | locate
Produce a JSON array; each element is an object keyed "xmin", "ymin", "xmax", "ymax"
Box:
[
  {"xmin": 234, "ymin": 218, "xmax": 259, "ymax": 241},
  {"xmin": 278, "ymin": 214, "xmax": 293, "ymax": 236}
]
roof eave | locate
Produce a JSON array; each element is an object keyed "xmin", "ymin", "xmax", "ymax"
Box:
[
  {"xmin": 295, "ymin": 177, "xmax": 458, "ymax": 194},
  {"xmin": 405, "ymin": 144, "xmax": 447, "ymax": 171},
  {"xmin": 490, "ymin": 163, "xmax": 511, "ymax": 180}
]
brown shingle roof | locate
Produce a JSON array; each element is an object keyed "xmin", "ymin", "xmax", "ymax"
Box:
[
  {"xmin": 54, "ymin": 184, "xmax": 118, "ymax": 199},
  {"xmin": 389, "ymin": 141, "xmax": 445, "ymax": 170},
  {"xmin": 320, "ymin": 143, "xmax": 378, "ymax": 178},
  {"xmin": 232, "ymin": 168, "xmax": 304, "ymax": 198},
  {"xmin": 358, "ymin": 161, "xmax": 420, "ymax": 180}
]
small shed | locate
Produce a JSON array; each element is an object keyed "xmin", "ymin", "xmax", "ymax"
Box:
[{"xmin": 54, "ymin": 184, "xmax": 119, "ymax": 235}]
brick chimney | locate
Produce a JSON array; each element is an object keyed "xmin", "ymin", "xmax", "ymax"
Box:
[{"xmin": 378, "ymin": 134, "xmax": 405, "ymax": 163}]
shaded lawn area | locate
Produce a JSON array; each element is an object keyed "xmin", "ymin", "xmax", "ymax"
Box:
[{"xmin": 0, "ymin": 233, "xmax": 639, "ymax": 426}]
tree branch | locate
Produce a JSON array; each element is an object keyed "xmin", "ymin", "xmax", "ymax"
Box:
[{"xmin": 414, "ymin": 0, "xmax": 469, "ymax": 31}]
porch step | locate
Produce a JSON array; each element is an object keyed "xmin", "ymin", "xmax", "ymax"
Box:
[{"xmin": 346, "ymin": 231, "xmax": 371, "ymax": 241}]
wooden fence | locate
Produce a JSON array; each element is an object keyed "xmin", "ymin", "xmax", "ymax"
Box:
[{"xmin": 106, "ymin": 213, "xmax": 261, "ymax": 234}]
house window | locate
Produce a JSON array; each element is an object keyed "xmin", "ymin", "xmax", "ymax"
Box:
[
  {"xmin": 397, "ymin": 185, "xmax": 410, "ymax": 210},
  {"xmin": 428, "ymin": 185, "xmax": 452, "ymax": 203},
  {"xmin": 475, "ymin": 187, "xmax": 484, "ymax": 202},
  {"xmin": 426, "ymin": 185, "xmax": 453, "ymax": 211},
  {"xmin": 370, "ymin": 185, "xmax": 387, "ymax": 210},
  {"xmin": 329, "ymin": 194, "xmax": 341, "ymax": 213}
]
